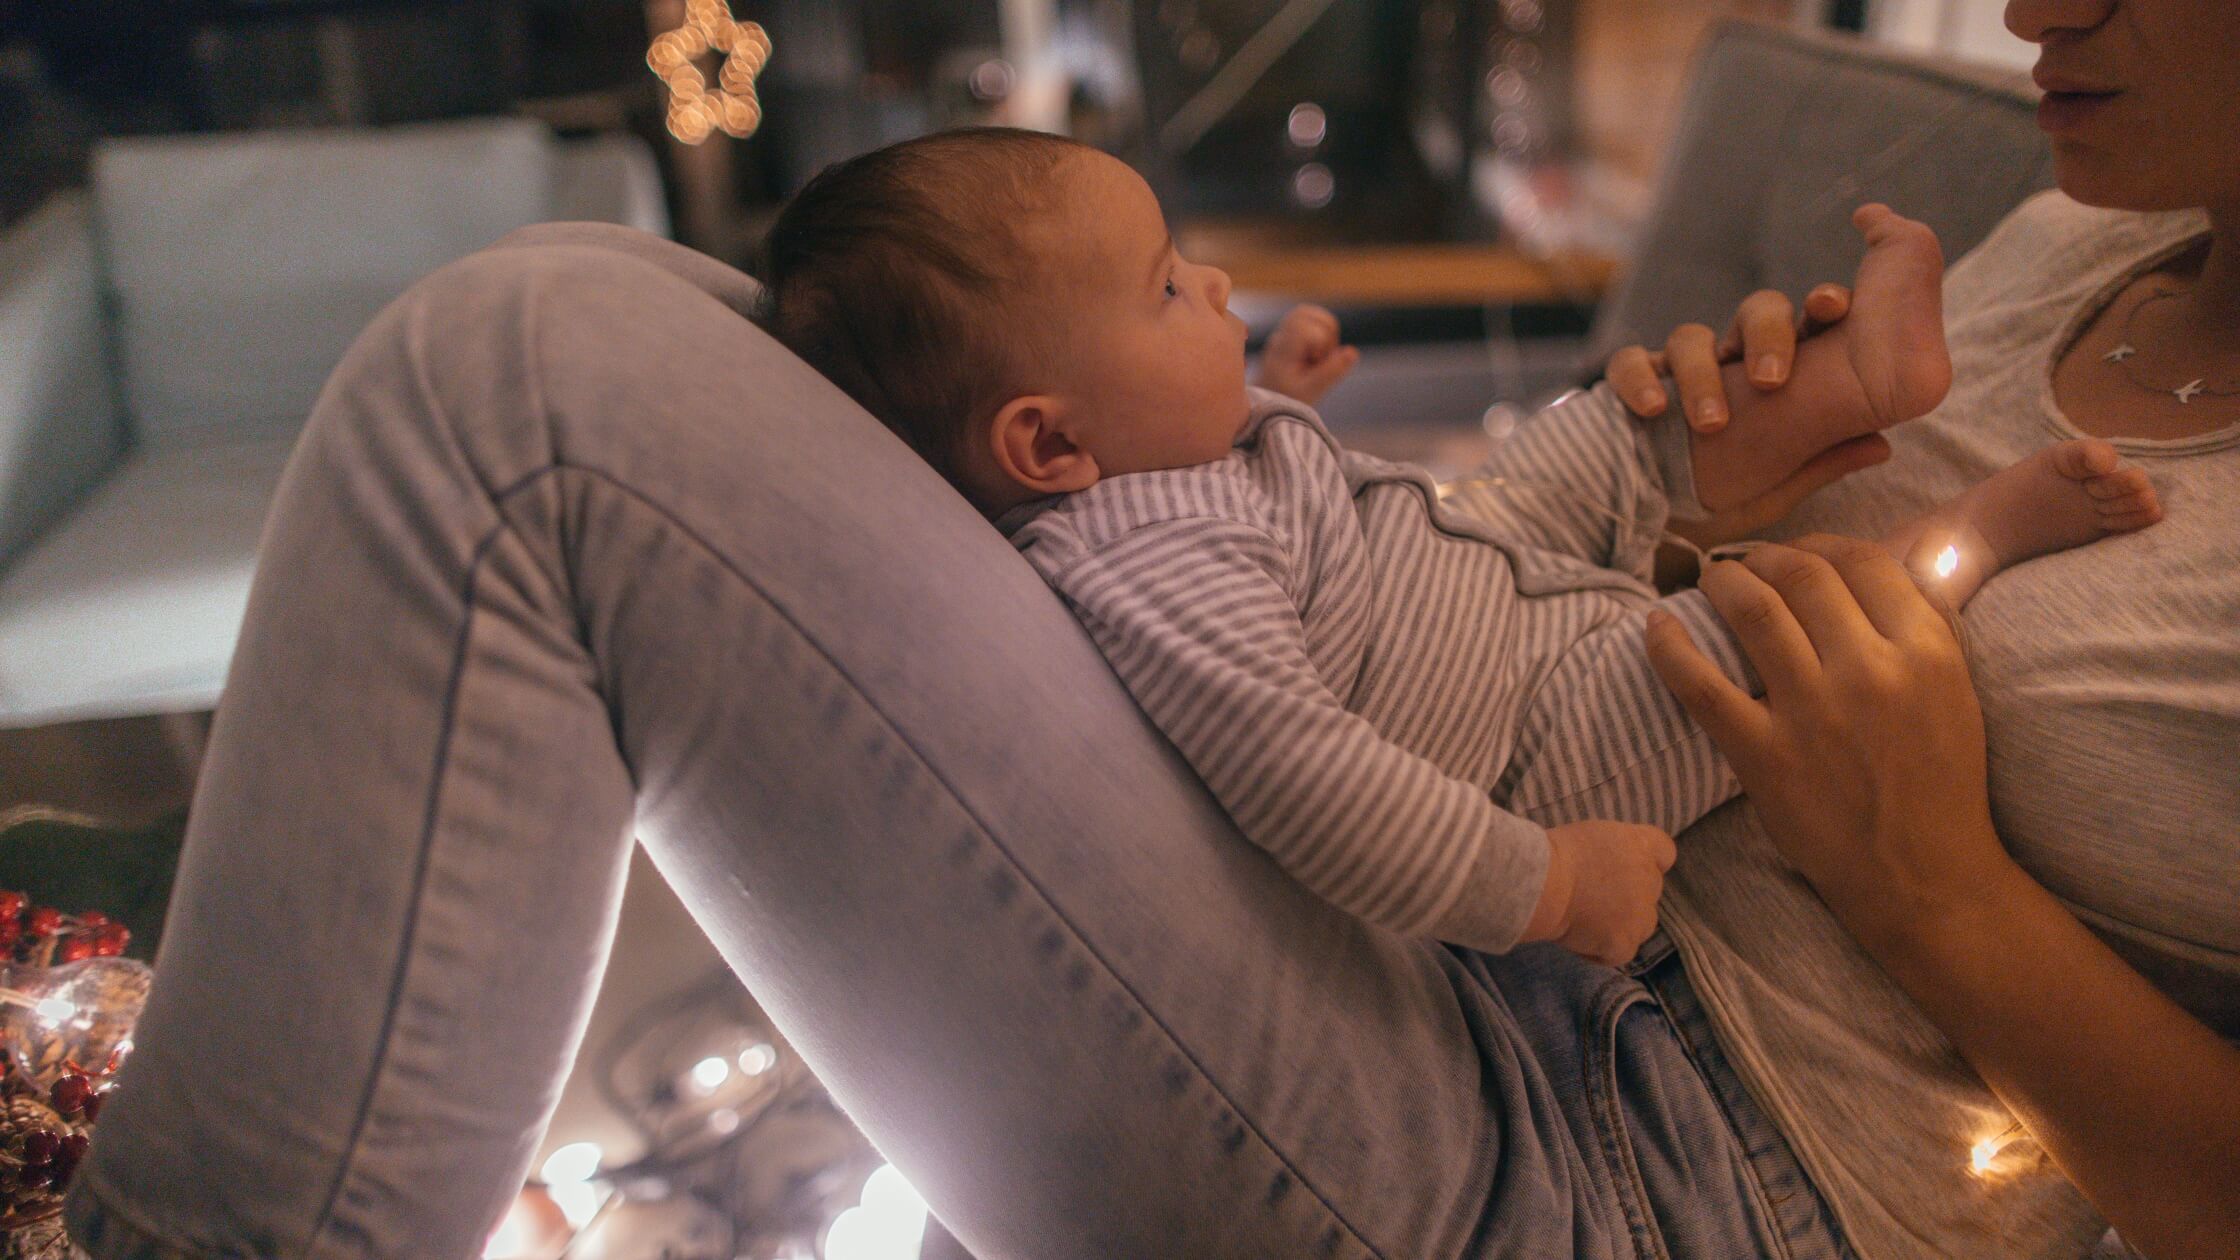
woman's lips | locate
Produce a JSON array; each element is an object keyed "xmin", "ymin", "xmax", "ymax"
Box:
[{"xmin": 2037, "ymin": 90, "xmax": 2121, "ymax": 133}]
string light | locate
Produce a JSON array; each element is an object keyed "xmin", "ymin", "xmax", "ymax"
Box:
[
  {"xmin": 0, "ymin": 986, "xmax": 80, "ymax": 1027},
  {"xmin": 648, "ymin": 0, "xmax": 772, "ymax": 143},
  {"xmin": 1968, "ymin": 1119, "xmax": 2027, "ymax": 1178},
  {"xmin": 690, "ymin": 1053, "xmax": 732, "ymax": 1093},
  {"xmin": 1933, "ymin": 544, "xmax": 1960, "ymax": 579},
  {"xmin": 824, "ymin": 1163, "xmax": 927, "ymax": 1260}
]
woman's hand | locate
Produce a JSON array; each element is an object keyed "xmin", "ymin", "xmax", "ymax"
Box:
[
  {"xmin": 1609, "ymin": 286, "xmax": 1885, "ymax": 554},
  {"xmin": 1642, "ymin": 534, "xmax": 2016, "ymax": 939},
  {"xmin": 1256, "ymin": 304, "xmax": 1360, "ymax": 406},
  {"xmin": 1605, "ymin": 283, "xmax": 1854, "ymax": 429},
  {"xmin": 1648, "ymin": 535, "xmax": 2240, "ymax": 1258}
]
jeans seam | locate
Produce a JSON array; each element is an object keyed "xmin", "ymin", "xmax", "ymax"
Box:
[
  {"xmin": 1639, "ymin": 980, "xmax": 1794, "ymax": 1260},
  {"xmin": 1639, "ymin": 957, "xmax": 1857, "ymax": 1260},
  {"xmin": 303, "ymin": 460, "xmax": 1388, "ymax": 1260},
  {"xmin": 1585, "ymin": 981, "xmax": 1672, "ymax": 1260}
]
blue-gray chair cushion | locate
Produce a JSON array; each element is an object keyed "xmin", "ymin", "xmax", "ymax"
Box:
[
  {"xmin": 91, "ymin": 118, "xmax": 558, "ymax": 442},
  {"xmin": 0, "ymin": 195, "xmax": 127, "ymax": 573},
  {"xmin": 1588, "ymin": 22, "xmax": 2054, "ymax": 363},
  {"xmin": 0, "ymin": 434, "xmax": 296, "ymax": 723}
]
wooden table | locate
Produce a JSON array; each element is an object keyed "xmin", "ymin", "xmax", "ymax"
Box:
[{"xmin": 1173, "ymin": 225, "xmax": 1619, "ymax": 310}]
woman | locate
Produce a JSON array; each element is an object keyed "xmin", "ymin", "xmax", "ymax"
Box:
[
  {"xmin": 1603, "ymin": 2, "xmax": 2239, "ymax": 1254},
  {"xmin": 64, "ymin": 1, "xmax": 2237, "ymax": 1257}
]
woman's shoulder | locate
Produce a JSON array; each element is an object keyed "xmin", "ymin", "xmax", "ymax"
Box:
[{"xmin": 1951, "ymin": 190, "xmax": 2210, "ymax": 301}]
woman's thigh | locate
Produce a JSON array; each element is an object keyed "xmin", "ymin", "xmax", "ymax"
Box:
[{"xmin": 68, "ymin": 236, "xmax": 1624, "ymax": 1260}]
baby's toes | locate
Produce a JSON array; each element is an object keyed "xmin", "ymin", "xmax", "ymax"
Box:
[
  {"xmin": 2048, "ymin": 437, "xmax": 2122, "ymax": 482},
  {"xmin": 2087, "ymin": 475, "xmax": 2159, "ymax": 524}
]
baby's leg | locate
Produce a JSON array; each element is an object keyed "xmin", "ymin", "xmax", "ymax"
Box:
[
  {"xmin": 1685, "ymin": 205, "xmax": 1954, "ymax": 514},
  {"xmin": 1445, "ymin": 383, "xmax": 1678, "ymax": 582},
  {"xmin": 1882, "ymin": 438, "xmax": 2162, "ymax": 606},
  {"xmin": 1498, "ymin": 590, "xmax": 1756, "ymax": 835}
]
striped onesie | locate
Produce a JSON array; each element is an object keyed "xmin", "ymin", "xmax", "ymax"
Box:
[{"xmin": 998, "ymin": 385, "xmax": 1758, "ymax": 950}]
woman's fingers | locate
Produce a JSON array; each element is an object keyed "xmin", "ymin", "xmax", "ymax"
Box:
[
  {"xmin": 1698, "ymin": 556, "xmax": 1824, "ymax": 701},
  {"xmin": 1606, "ymin": 345, "xmax": 1671, "ymax": 418},
  {"xmin": 1812, "ymin": 531, "xmax": 1968, "ymax": 647},
  {"xmin": 1727, "ymin": 290, "xmax": 1800, "ymax": 389},
  {"xmin": 1644, "ymin": 609, "xmax": 1774, "ymax": 755},
  {"xmin": 1800, "ymin": 283, "xmax": 1853, "ymax": 336},
  {"xmin": 1663, "ymin": 323, "xmax": 1727, "ymax": 433},
  {"xmin": 1735, "ymin": 543, "xmax": 1887, "ymax": 663}
]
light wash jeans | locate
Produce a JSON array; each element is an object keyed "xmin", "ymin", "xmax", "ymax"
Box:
[{"xmin": 66, "ymin": 227, "xmax": 1854, "ymax": 1259}]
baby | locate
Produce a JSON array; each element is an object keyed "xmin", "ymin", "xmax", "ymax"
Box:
[{"xmin": 760, "ymin": 128, "xmax": 2162, "ymax": 964}]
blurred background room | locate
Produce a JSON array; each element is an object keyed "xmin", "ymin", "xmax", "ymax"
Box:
[{"xmin": 0, "ymin": 2, "xmax": 2042, "ymax": 1256}]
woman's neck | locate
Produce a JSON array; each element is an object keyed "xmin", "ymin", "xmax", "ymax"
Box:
[{"xmin": 2175, "ymin": 205, "xmax": 2240, "ymax": 345}]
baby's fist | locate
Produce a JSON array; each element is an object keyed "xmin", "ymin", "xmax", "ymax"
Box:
[
  {"xmin": 1526, "ymin": 820, "xmax": 1675, "ymax": 967},
  {"xmin": 1256, "ymin": 304, "xmax": 1360, "ymax": 406}
]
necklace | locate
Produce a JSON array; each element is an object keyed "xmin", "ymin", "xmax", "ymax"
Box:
[{"xmin": 2101, "ymin": 289, "xmax": 2240, "ymax": 404}]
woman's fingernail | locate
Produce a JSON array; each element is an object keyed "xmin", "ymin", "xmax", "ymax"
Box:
[
  {"xmin": 1754, "ymin": 354, "xmax": 1783, "ymax": 385},
  {"xmin": 1643, "ymin": 388, "xmax": 1668, "ymax": 413},
  {"xmin": 1695, "ymin": 398, "xmax": 1727, "ymax": 430}
]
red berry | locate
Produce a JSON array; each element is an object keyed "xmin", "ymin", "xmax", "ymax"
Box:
[
  {"xmin": 50, "ymin": 1132, "xmax": 87, "ymax": 1186},
  {"xmin": 25, "ymin": 908, "xmax": 61, "ymax": 936},
  {"xmin": 0, "ymin": 891, "xmax": 22, "ymax": 920},
  {"xmin": 74, "ymin": 910, "xmax": 108, "ymax": 930},
  {"xmin": 91, "ymin": 924, "xmax": 129, "ymax": 957},
  {"xmin": 50, "ymin": 1073, "xmax": 91, "ymax": 1116},
  {"xmin": 82, "ymin": 1088, "xmax": 105, "ymax": 1122},
  {"xmin": 21, "ymin": 1128, "xmax": 58, "ymax": 1166},
  {"xmin": 56, "ymin": 936, "xmax": 93, "ymax": 963}
]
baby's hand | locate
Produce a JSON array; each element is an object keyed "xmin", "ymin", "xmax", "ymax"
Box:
[
  {"xmin": 1522, "ymin": 820, "xmax": 1675, "ymax": 966},
  {"xmin": 1256, "ymin": 304, "xmax": 1360, "ymax": 406}
]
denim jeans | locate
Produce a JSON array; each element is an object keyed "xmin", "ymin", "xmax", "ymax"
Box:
[{"xmin": 67, "ymin": 227, "xmax": 1854, "ymax": 1259}]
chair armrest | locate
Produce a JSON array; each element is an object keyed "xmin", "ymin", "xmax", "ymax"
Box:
[
  {"xmin": 0, "ymin": 194, "xmax": 128, "ymax": 574},
  {"xmin": 1586, "ymin": 21, "xmax": 2052, "ymax": 367}
]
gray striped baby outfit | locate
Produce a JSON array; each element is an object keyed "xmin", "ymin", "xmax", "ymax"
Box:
[{"xmin": 999, "ymin": 385, "xmax": 1755, "ymax": 949}]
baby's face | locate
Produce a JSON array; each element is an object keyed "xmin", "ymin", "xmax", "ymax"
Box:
[{"xmin": 1024, "ymin": 151, "xmax": 1252, "ymax": 476}]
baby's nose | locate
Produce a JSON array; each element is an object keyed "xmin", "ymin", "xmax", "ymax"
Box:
[{"xmin": 1207, "ymin": 265, "xmax": 1233, "ymax": 310}]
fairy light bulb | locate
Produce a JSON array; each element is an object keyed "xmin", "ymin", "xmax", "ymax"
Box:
[
  {"xmin": 1967, "ymin": 1119, "xmax": 2026, "ymax": 1178},
  {"xmin": 539, "ymin": 1141, "xmax": 602, "ymax": 1186},
  {"xmin": 1933, "ymin": 544, "xmax": 1960, "ymax": 580},
  {"xmin": 689, "ymin": 1054, "xmax": 731, "ymax": 1093},
  {"xmin": 1969, "ymin": 1137, "xmax": 1998, "ymax": 1174}
]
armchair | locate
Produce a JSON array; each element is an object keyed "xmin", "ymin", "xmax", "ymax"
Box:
[{"xmin": 0, "ymin": 116, "xmax": 666, "ymax": 727}]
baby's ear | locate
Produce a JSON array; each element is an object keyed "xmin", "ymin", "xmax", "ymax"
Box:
[{"xmin": 988, "ymin": 395, "xmax": 1099, "ymax": 496}]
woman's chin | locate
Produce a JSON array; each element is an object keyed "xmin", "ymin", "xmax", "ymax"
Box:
[{"xmin": 2050, "ymin": 152, "xmax": 2206, "ymax": 215}]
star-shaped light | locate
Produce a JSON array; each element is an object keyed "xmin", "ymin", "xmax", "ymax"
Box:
[
  {"xmin": 2174, "ymin": 378, "xmax": 2206, "ymax": 404},
  {"xmin": 649, "ymin": 0, "xmax": 771, "ymax": 144},
  {"xmin": 2102, "ymin": 343, "xmax": 2136, "ymax": 362}
]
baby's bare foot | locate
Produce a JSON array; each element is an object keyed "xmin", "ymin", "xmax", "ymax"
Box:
[
  {"xmin": 1843, "ymin": 205, "xmax": 1954, "ymax": 428},
  {"xmin": 1691, "ymin": 205, "xmax": 1951, "ymax": 513},
  {"xmin": 1885, "ymin": 439, "xmax": 2162, "ymax": 607}
]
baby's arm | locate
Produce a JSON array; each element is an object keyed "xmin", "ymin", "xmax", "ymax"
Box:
[{"xmin": 1055, "ymin": 516, "xmax": 1555, "ymax": 951}]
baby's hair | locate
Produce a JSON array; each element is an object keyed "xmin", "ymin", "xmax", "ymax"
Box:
[{"xmin": 759, "ymin": 127, "xmax": 1090, "ymax": 493}]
